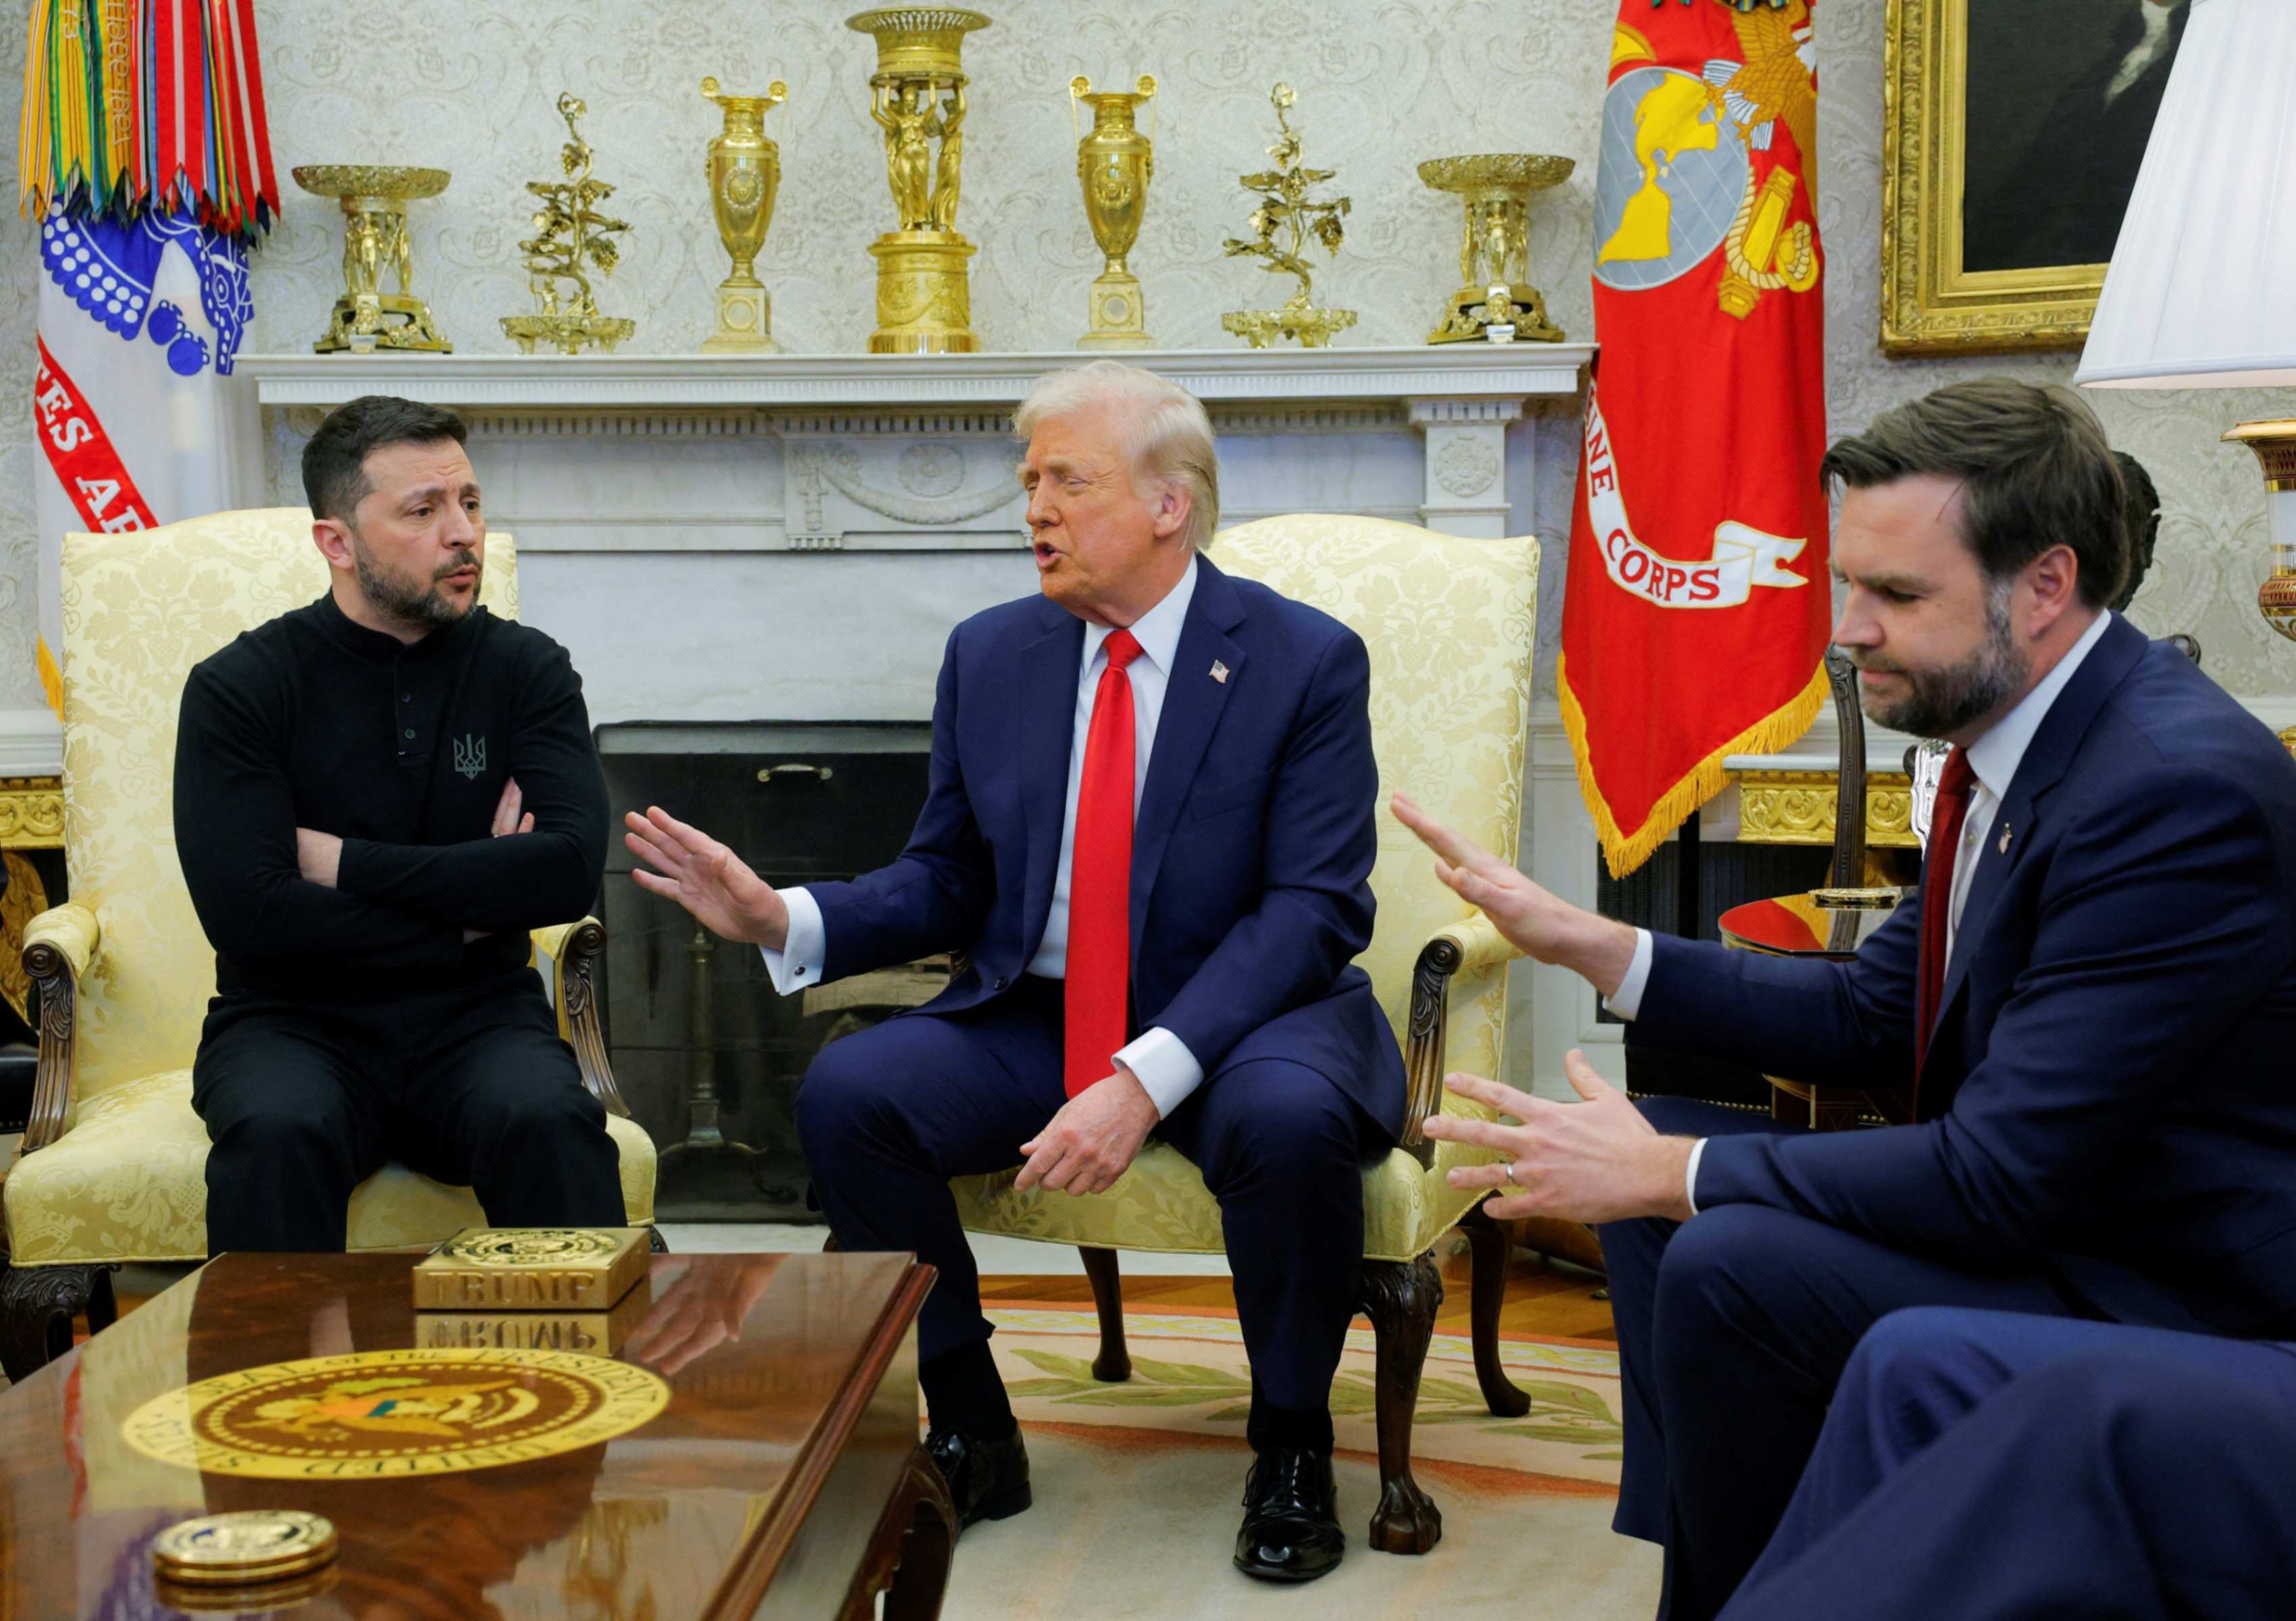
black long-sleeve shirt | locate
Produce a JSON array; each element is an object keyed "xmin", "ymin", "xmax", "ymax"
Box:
[{"xmin": 173, "ymin": 592, "xmax": 608, "ymax": 1001}]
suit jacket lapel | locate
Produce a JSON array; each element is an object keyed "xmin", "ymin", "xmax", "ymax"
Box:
[
  {"xmin": 1935, "ymin": 615, "xmax": 2149, "ymax": 1027},
  {"xmin": 1130, "ymin": 558, "xmax": 1247, "ymax": 960},
  {"xmin": 1018, "ymin": 604, "xmax": 1085, "ymax": 959}
]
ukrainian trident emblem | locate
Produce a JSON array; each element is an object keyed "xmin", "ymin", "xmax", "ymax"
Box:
[{"xmin": 453, "ymin": 734, "xmax": 487, "ymax": 780}]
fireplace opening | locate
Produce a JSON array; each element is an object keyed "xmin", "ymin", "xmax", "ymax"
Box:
[{"xmin": 596, "ymin": 722, "xmax": 940, "ymax": 1221}]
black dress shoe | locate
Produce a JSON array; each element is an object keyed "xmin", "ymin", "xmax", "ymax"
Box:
[
  {"xmin": 1234, "ymin": 1448, "xmax": 1346, "ymax": 1581},
  {"xmin": 925, "ymin": 1424, "xmax": 1033, "ymax": 1528}
]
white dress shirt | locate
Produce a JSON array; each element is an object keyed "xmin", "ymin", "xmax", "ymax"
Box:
[
  {"xmin": 762, "ymin": 556, "xmax": 1209, "ymax": 1117},
  {"xmin": 1605, "ymin": 609, "xmax": 2116, "ymax": 1213}
]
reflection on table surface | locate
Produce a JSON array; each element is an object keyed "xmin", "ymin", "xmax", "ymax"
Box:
[
  {"xmin": 1719, "ymin": 890, "xmax": 1908, "ymax": 958},
  {"xmin": 0, "ymin": 1249, "xmax": 927, "ymax": 1621}
]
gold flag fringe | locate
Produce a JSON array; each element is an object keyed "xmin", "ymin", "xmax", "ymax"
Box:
[
  {"xmin": 1559, "ymin": 652, "xmax": 1831, "ymax": 880},
  {"xmin": 35, "ymin": 636, "xmax": 62, "ymax": 719}
]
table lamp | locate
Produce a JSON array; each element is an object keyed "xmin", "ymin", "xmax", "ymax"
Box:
[{"xmin": 2074, "ymin": 0, "xmax": 2296, "ymax": 752}]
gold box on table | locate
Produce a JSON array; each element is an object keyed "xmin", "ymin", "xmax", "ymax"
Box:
[
  {"xmin": 411, "ymin": 1227, "xmax": 650, "ymax": 1312},
  {"xmin": 417, "ymin": 1279, "xmax": 655, "ymax": 1356}
]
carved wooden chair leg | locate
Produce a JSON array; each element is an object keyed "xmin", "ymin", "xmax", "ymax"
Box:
[
  {"xmin": 648, "ymin": 1226, "xmax": 671, "ymax": 1255},
  {"xmin": 1459, "ymin": 1202, "xmax": 1530, "ymax": 1417},
  {"xmin": 0, "ymin": 1262, "xmax": 107, "ymax": 1383},
  {"xmin": 1078, "ymin": 1246, "xmax": 1131, "ymax": 1383},
  {"xmin": 1357, "ymin": 1252, "xmax": 1444, "ymax": 1553}
]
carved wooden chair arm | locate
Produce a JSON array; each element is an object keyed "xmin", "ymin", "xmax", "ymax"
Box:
[
  {"xmin": 532, "ymin": 917, "xmax": 629, "ymax": 1118},
  {"xmin": 1400, "ymin": 912, "xmax": 1524, "ymax": 1159},
  {"xmin": 20, "ymin": 904, "xmax": 101, "ymax": 1154}
]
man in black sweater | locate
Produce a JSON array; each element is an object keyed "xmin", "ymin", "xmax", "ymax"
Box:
[{"xmin": 174, "ymin": 394, "xmax": 625, "ymax": 1253}]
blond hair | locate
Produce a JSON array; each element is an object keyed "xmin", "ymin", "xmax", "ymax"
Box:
[{"xmin": 1013, "ymin": 361, "xmax": 1220, "ymax": 552}]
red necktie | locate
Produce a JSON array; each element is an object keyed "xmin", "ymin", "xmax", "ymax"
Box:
[
  {"xmin": 1913, "ymin": 745, "xmax": 1977, "ymax": 1095},
  {"xmin": 1064, "ymin": 629, "xmax": 1144, "ymax": 1097}
]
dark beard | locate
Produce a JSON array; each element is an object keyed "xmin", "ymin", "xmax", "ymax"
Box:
[
  {"xmin": 350, "ymin": 537, "xmax": 479, "ymax": 631},
  {"xmin": 1852, "ymin": 586, "xmax": 2028, "ymax": 740}
]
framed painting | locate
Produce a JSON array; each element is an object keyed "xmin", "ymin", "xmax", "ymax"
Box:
[{"xmin": 1882, "ymin": 0, "xmax": 2187, "ymax": 355}]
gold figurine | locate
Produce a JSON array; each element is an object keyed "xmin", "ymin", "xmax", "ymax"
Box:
[
  {"xmin": 1417, "ymin": 153, "xmax": 1573, "ymax": 344},
  {"xmin": 500, "ymin": 93, "xmax": 635, "ymax": 356},
  {"xmin": 848, "ymin": 7, "xmax": 992, "ymax": 354},
  {"xmin": 1222, "ymin": 84, "xmax": 1355, "ymax": 349},
  {"xmin": 292, "ymin": 165, "xmax": 453, "ymax": 354},
  {"xmin": 700, "ymin": 76, "xmax": 789, "ymax": 352},
  {"xmin": 1070, "ymin": 74, "xmax": 1157, "ymax": 349}
]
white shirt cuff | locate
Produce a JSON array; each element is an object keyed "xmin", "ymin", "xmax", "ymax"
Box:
[
  {"xmin": 758, "ymin": 885, "xmax": 826, "ymax": 995},
  {"xmin": 1114, "ymin": 1026, "xmax": 1204, "ymax": 1119},
  {"xmin": 1684, "ymin": 1137, "xmax": 1707, "ymax": 1218},
  {"xmin": 1604, "ymin": 928, "xmax": 1656, "ymax": 1019}
]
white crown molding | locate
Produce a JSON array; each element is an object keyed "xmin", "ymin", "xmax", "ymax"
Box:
[{"xmin": 234, "ymin": 345, "xmax": 1596, "ymax": 411}]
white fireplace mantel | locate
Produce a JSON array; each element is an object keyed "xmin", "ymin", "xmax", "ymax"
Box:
[
  {"xmin": 236, "ymin": 344, "xmax": 1594, "ymax": 412},
  {"xmin": 237, "ymin": 344, "xmax": 1592, "ymax": 545}
]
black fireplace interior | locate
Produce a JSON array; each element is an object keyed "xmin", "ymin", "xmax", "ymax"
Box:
[{"xmin": 596, "ymin": 723, "xmax": 939, "ymax": 1220}]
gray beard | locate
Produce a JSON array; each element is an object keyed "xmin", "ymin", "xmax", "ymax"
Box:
[{"xmin": 1855, "ymin": 584, "xmax": 2028, "ymax": 740}]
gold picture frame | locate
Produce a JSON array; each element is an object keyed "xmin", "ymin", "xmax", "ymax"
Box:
[{"xmin": 1882, "ymin": 0, "xmax": 2184, "ymax": 356}]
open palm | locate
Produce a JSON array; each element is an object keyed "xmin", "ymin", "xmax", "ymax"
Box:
[{"xmin": 624, "ymin": 806, "xmax": 789, "ymax": 948}]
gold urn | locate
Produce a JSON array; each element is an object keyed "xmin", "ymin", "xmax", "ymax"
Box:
[
  {"xmin": 848, "ymin": 7, "xmax": 991, "ymax": 354},
  {"xmin": 700, "ymin": 77, "xmax": 789, "ymax": 352},
  {"xmin": 1417, "ymin": 153, "xmax": 1572, "ymax": 344},
  {"xmin": 1071, "ymin": 75, "xmax": 1156, "ymax": 350}
]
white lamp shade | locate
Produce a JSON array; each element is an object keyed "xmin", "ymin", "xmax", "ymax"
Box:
[{"xmin": 2077, "ymin": 0, "xmax": 2296, "ymax": 388}]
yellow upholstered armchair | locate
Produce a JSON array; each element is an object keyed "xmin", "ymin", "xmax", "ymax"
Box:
[
  {"xmin": 0, "ymin": 509, "xmax": 656, "ymax": 1377},
  {"xmin": 949, "ymin": 513, "xmax": 1539, "ymax": 1554}
]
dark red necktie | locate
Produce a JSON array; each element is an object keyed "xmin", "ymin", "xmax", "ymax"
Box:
[
  {"xmin": 1064, "ymin": 629, "xmax": 1143, "ymax": 1097},
  {"xmin": 1913, "ymin": 746, "xmax": 1977, "ymax": 1091}
]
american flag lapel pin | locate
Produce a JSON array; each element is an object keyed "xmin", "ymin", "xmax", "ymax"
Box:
[
  {"xmin": 1997, "ymin": 824, "xmax": 2013, "ymax": 855},
  {"xmin": 1210, "ymin": 660, "xmax": 1230, "ymax": 684}
]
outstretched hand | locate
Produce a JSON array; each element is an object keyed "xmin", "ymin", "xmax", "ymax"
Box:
[
  {"xmin": 1419, "ymin": 1050, "xmax": 1694, "ymax": 1224},
  {"xmin": 1390, "ymin": 793, "xmax": 1638, "ymax": 996},
  {"xmin": 625, "ymin": 805, "xmax": 791, "ymax": 950}
]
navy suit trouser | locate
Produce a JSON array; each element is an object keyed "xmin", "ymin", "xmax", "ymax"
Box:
[
  {"xmin": 796, "ymin": 974, "xmax": 1377, "ymax": 1440},
  {"xmin": 1720, "ymin": 1307, "xmax": 2296, "ymax": 1619},
  {"xmin": 1598, "ymin": 1098, "xmax": 2111, "ymax": 1621}
]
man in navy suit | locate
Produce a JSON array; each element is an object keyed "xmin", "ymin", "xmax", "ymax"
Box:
[
  {"xmin": 1720, "ymin": 1307, "xmax": 2296, "ymax": 1619},
  {"xmin": 627, "ymin": 360, "xmax": 1403, "ymax": 1582},
  {"xmin": 1393, "ymin": 378, "xmax": 2296, "ymax": 1618}
]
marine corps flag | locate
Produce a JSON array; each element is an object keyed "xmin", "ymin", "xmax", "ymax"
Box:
[{"xmin": 1561, "ymin": 0, "xmax": 1832, "ymax": 876}]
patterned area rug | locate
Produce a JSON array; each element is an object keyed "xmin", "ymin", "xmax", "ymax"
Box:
[{"xmin": 941, "ymin": 1303, "xmax": 1659, "ymax": 1620}]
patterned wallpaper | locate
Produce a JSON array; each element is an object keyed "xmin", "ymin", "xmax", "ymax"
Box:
[{"xmin": 0, "ymin": 0, "xmax": 2289, "ymax": 715}]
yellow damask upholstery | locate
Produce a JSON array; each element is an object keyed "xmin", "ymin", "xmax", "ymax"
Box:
[
  {"xmin": 951, "ymin": 513, "xmax": 1539, "ymax": 1262},
  {"xmin": 3, "ymin": 508, "xmax": 655, "ymax": 1268}
]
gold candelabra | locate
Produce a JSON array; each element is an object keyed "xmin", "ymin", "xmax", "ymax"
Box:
[
  {"xmin": 848, "ymin": 7, "xmax": 991, "ymax": 354},
  {"xmin": 292, "ymin": 165, "xmax": 453, "ymax": 354},
  {"xmin": 501, "ymin": 94, "xmax": 635, "ymax": 355},
  {"xmin": 700, "ymin": 76, "xmax": 789, "ymax": 353},
  {"xmin": 1221, "ymin": 84, "xmax": 1354, "ymax": 349},
  {"xmin": 1070, "ymin": 74, "xmax": 1156, "ymax": 350}
]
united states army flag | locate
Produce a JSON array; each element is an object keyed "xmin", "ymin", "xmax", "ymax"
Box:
[
  {"xmin": 1561, "ymin": 1, "xmax": 1833, "ymax": 876},
  {"xmin": 18, "ymin": 0, "xmax": 274, "ymax": 713}
]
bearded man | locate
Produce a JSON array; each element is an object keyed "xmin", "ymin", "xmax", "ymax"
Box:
[
  {"xmin": 1393, "ymin": 378, "xmax": 2296, "ymax": 1620},
  {"xmin": 175, "ymin": 394, "xmax": 625, "ymax": 1254}
]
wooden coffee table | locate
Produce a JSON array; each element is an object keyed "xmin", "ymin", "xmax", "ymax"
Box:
[{"xmin": 0, "ymin": 1250, "xmax": 954, "ymax": 1620}]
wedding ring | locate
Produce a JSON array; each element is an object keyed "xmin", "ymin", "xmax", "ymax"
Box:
[{"xmin": 1503, "ymin": 1162, "xmax": 1520, "ymax": 1187}]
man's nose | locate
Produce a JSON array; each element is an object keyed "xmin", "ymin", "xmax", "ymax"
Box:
[
  {"xmin": 1831, "ymin": 591, "xmax": 1880, "ymax": 648},
  {"xmin": 441, "ymin": 504, "xmax": 478, "ymax": 546},
  {"xmin": 1025, "ymin": 488, "xmax": 1056, "ymax": 530}
]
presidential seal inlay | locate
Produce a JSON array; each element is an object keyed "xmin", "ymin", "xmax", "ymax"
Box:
[{"xmin": 123, "ymin": 1348, "xmax": 668, "ymax": 1480}]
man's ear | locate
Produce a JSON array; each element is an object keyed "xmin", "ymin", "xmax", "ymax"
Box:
[
  {"xmin": 312, "ymin": 517, "xmax": 355, "ymax": 573},
  {"xmin": 1151, "ymin": 482, "xmax": 1192, "ymax": 544},
  {"xmin": 2022, "ymin": 542, "xmax": 2082, "ymax": 637}
]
